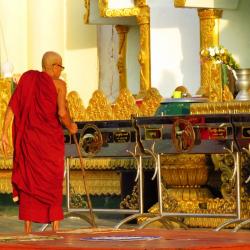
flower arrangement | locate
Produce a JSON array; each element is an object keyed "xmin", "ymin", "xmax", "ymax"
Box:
[{"xmin": 200, "ymin": 46, "xmax": 240, "ymax": 70}]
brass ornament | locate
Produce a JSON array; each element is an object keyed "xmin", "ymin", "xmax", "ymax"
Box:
[
  {"xmin": 172, "ymin": 119, "xmax": 195, "ymax": 153},
  {"xmin": 79, "ymin": 124, "xmax": 103, "ymax": 157},
  {"xmin": 161, "ymin": 164, "xmax": 208, "ymax": 188}
]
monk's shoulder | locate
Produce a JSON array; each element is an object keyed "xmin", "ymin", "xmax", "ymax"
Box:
[{"xmin": 54, "ymin": 79, "xmax": 67, "ymax": 92}]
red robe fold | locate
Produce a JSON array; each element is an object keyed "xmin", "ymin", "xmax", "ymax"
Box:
[{"xmin": 9, "ymin": 70, "xmax": 64, "ymax": 223}]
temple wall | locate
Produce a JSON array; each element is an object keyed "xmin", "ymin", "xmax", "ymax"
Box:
[
  {"xmin": 0, "ymin": 0, "xmax": 28, "ymax": 74},
  {"xmin": 97, "ymin": 25, "xmax": 119, "ymax": 102},
  {"xmin": 65, "ymin": 0, "xmax": 98, "ymax": 106},
  {"xmin": 220, "ymin": 0, "xmax": 250, "ymax": 68},
  {"xmin": 0, "ymin": 0, "xmax": 98, "ymax": 106},
  {"xmin": 127, "ymin": 26, "xmax": 140, "ymax": 95},
  {"xmin": 149, "ymin": 0, "xmax": 200, "ymax": 98}
]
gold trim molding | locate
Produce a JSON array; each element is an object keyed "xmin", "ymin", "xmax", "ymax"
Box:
[
  {"xmin": 174, "ymin": 0, "xmax": 186, "ymax": 7},
  {"xmin": 84, "ymin": 0, "xmax": 90, "ymax": 24},
  {"xmin": 115, "ymin": 25, "xmax": 129, "ymax": 90},
  {"xmin": 98, "ymin": 0, "xmax": 140, "ymax": 17}
]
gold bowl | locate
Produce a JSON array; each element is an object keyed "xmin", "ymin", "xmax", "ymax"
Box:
[{"xmin": 160, "ymin": 154, "xmax": 208, "ymax": 187}]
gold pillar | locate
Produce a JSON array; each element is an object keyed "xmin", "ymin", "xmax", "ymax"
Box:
[
  {"xmin": 0, "ymin": 78, "xmax": 13, "ymax": 168},
  {"xmin": 136, "ymin": 1, "xmax": 151, "ymax": 95},
  {"xmin": 115, "ymin": 25, "xmax": 129, "ymax": 91},
  {"xmin": 198, "ymin": 9, "xmax": 223, "ymax": 101},
  {"xmin": 84, "ymin": 0, "xmax": 90, "ymax": 24}
]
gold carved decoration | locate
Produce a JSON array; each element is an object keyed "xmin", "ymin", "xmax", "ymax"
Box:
[
  {"xmin": 0, "ymin": 169, "xmax": 130, "ymax": 196},
  {"xmin": 139, "ymin": 88, "xmax": 163, "ymax": 116},
  {"xmin": 161, "ymin": 154, "xmax": 208, "ymax": 188},
  {"xmin": 211, "ymin": 154, "xmax": 235, "ymax": 200},
  {"xmin": 105, "ymin": 8, "xmax": 140, "ymax": 17},
  {"xmin": 200, "ymin": 60, "xmax": 223, "ymax": 101},
  {"xmin": 120, "ymin": 184, "xmax": 139, "ymax": 210},
  {"xmin": 67, "ymin": 91, "xmax": 87, "ymax": 121},
  {"xmin": 68, "ymin": 170, "xmax": 121, "ymax": 195},
  {"xmin": 174, "ymin": 0, "xmax": 186, "ymax": 7},
  {"xmin": 115, "ymin": 25, "xmax": 129, "ymax": 90},
  {"xmin": 86, "ymin": 90, "xmax": 113, "ymax": 121},
  {"xmin": 68, "ymin": 157, "xmax": 154, "ymax": 170},
  {"xmin": 190, "ymin": 100, "xmax": 250, "ymax": 115},
  {"xmin": 198, "ymin": 9, "xmax": 222, "ymax": 49},
  {"xmin": 134, "ymin": 0, "xmax": 146, "ymax": 6},
  {"xmin": 0, "ymin": 78, "xmax": 13, "ymax": 163},
  {"xmin": 98, "ymin": 0, "xmax": 140, "ymax": 17},
  {"xmin": 112, "ymin": 88, "xmax": 141, "ymax": 120},
  {"xmin": 0, "ymin": 171, "xmax": 12, "ymax": 193},
  {"xmin": 136, "ymin": 3, "xmax": 151, "ymax": 94},
  {"xmin": 84, "ymin": 0, "xmax": 90, "ymax": 24},
  {"xmin": 198, "ymin": 9, "xmax": 223, "ymax": 100},
  {"xmin": 98, "ymin": 0, "xmax": 108, "ymax": 17}
]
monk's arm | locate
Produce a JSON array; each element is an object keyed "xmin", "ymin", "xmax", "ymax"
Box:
[
  {"xmin": 57, "ymin": 81, "xmax": 77, "ymax": 134},
  {"xmin": 1, "ymin": 106, "xmax": 14, "ymax": 154}
]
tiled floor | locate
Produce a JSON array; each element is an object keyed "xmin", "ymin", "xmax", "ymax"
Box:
[{"xmin": 0, "ymin": 206, "xmax": 124, "ymax": 233}]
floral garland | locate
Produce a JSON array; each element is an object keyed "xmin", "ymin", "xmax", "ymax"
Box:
[{"xmin": 200, "ymin": 46, "xmax": 240, "ymax": 70}]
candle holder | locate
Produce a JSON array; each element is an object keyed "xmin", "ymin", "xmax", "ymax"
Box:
[{"xmin": 235, "ymin": 68, "xmax": 250, "ymax": 100}]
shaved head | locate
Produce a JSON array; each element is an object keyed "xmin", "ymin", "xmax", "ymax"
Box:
[{"xmin": 42, "ymin": 51, "xmax": 62, "ymax": 70}]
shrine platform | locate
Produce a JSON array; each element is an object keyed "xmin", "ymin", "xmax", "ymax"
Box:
[{"xmin": 0, "ymin": 228, "xmax": 250, "ymax": 250}]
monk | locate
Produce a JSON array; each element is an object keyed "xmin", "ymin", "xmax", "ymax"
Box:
[{"xmin": 1, "ymin": 51, "xmax": 77, "ymax": 233}]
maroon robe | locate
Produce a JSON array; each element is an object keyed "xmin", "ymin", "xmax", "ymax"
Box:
[{"xmin": 9, "ymin": 70, "xmax": 64, "ymax": 223}]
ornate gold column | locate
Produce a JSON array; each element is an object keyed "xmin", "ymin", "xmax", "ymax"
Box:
[
  {"xmin": 115, "ymin": 25, "xmax": 129, "ymax": 91},
  {"xmin": 136, "ymin": 0, "xmax": 151, "ymax": 94},
  {"xmin": 84, "ymin": 0, "xmax": 90, "ymax": 24},
  {"xmin": 198, "ymin": 9, "xmax": 223, "ymax": 101},
  {"xmin": 0, "ymin": 78, "xmax": 13, "ymax": 168}
]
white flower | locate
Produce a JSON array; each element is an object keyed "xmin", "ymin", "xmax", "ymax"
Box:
[
  {"xmin": 208, "ymin": 47, "xmax": 215, "ymax": 57},
  {"xmin": 220, "ymin": 48, "xmax": 225, "ymax": 54},
  {"xmin": 214, "ymin": 47, "xmax": 219, "ymax": 54},
  {"xmin": 215, "ymin": 60, "xmax": 222, "ymax": 64}
]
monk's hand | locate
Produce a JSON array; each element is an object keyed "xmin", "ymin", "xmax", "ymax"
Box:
[
  {"xmin": 1, "ymin": 133, "xmax": 9, "ymax": 158},
  {"xmin": 69, "ymin": 122, "xmax": 78, "ymax": 134}
]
